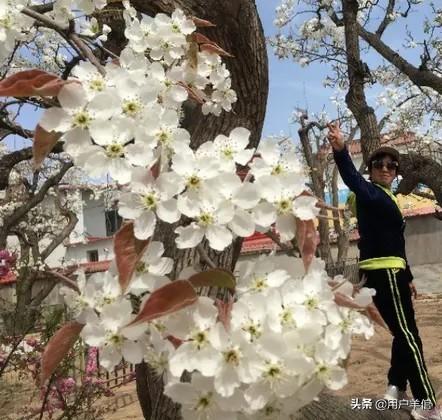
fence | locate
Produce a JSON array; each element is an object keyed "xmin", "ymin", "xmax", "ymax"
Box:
[{"xmin": 95, "ymin": 351, "xmax": 136, "ymax": 389}]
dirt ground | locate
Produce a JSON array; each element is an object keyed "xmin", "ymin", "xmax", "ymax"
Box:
[
  {"xmin": 2, "ymin": 298, "xmax": 440, "ymax": 419},
  {"xmin": 105, "ymin": 297, "xmax": 442, "ymax": 419}
]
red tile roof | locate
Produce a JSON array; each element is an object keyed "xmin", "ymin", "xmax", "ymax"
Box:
[
  {"xmin": 0, "ymin": 271, "xmax": 16, "ymax": 285},
  {"xmin": 78, "ymin": 260, "xmax": 112, "ymax": 273}
]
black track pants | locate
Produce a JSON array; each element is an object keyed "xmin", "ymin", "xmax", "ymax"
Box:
[{"xmin": 365, "ymin": 268, "xmax": 436, "ymax": 406}]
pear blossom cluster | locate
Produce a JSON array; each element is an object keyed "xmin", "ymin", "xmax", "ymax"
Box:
[
  {"xmin": 0, "ymin": 0, "xmax": 34, "ymax": 62},
  {"xmin": 36, "ymin": 3, "xmax": 320, "ymax": 251},
  {"xmin": 63, "ymin": 254, "xmax": 375, "ymax": 419}
]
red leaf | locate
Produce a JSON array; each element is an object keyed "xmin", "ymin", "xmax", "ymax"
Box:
[
  {"xmin": 128, "ymin": 280, "xmax": 198, "ymax": 326},
  {"xmin": 364, "ymin": 303, "xmax": 389, "ymax": 331},
  {"xmin": 192, "ymin": 17, "xmax": 217, "ymax": 27},
  {"xmin": 0, "ymin": 70, "xmax": 76, "ymax": 97},
  {"xmin": 188, "ymin": 269, "xmax": 236, "ymax": 289},
  {"xmin": 215, "ymin": 295, "xmax": 234, "ymax": 331},
  {"xmin": 193, "ymin": 33, "xmax": 213, "ymax": 44},
  {"xmin": 178, "ymin": 81, "xmax": 206, "ymax": 104},
  {"xmin": 150, "ymin": 161, "xmax": 161, "ymax": 179},
  {"xmin": 200, "ymin": 43, "xmax": 234, "ymax": 57},
  {"xmin": 295, "ymin": 218, "xmax": 318, "ymax": 271},
  {"xmin": 166, "ymin": 335, "xmax": 184, "ymax": 349},
  {"xmin": 40, "ymin": 321, "xmax": 84, "ymax": 385},
  {"xmin": 114, "ymin": 222, "xmax": 150, "ymax": 293},
  {"xmin": 32, "ymin": 125, "xmax": 62, "ymax": 169},
  {"xmin": 334, "ymin": 291, "xmax": 364, "ymax": 310}
]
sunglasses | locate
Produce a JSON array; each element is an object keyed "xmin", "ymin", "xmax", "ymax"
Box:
[{"xmin": 372, "ymin": 160, "xmax": 398, "ymax": 171}]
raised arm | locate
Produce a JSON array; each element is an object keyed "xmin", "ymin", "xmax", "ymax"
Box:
[{"xmin": 326, "ymin": 123, "xmax": 379, "ymax": 202}]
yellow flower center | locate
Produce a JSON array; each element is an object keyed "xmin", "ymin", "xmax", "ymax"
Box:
[
  {"xmin": 305, "ymin": 297, "xmax": 318, "ymax": 310},
  {"xmin": 277, "ymin": 199, "xmax": 291, "ymax": 214},
  {"xmin": 142, "ymin": 194, "xmax": 157, "ymax": 210},
  {"xmin": 195, "ymin": 393, "xmax": 212, "ymax": 410},
  {"xmin": 73, "ymin": 111, "xmax": 92, "ymax": 129},
  {"xmin": 272, "ymin": 164, "xmax": 284, "ymax": 175},
  {"xmin": 222, "ymin": 147, "xmax": 234, "ymax": 159},
  {"xmin": 122, "ymin": 99, "xmax": 141, "ymax": 117},
  {"xmin": 105, "ymin": 143, "xmax": 124, "ymax": 158},
  {"xmin": 89, "ymin": 78, "xmax": 104, "ymax": 92},
  {"xmin": 186, "ymin": 175, "xmax": 201, "ymax": 189},
  {"xmin": 198, "ymin": 213, "xmax": 213, "ymax": 227},
  {"xmin": 223, "ymin": 349, "xmax": 240, "ymax": 366}
]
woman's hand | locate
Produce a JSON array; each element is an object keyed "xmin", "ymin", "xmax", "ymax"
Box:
[
  {"xmin": 409, "ymin": 281, "xmax": 417, "ymax": 300},
  {"xmin": 327, "ymin": 122, "xmax": 345, "ymax": 152}
]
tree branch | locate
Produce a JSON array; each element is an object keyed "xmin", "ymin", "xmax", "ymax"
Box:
[
  {"xmin": 376, "ymin": 0, "xmax": 396, "ymax": 37},
  {"xmin": 0, "ymin": 160, "xmax": 73, "ymax": 248},
  {"xmin": 357, "ymin": 23, "xmax": 442, "ymax": 95}
]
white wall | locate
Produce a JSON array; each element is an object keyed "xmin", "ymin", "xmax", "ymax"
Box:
[
  {"xmin": 64, "ymin": 238, "xmax": 114, "ymax": 264},
  {"xmin": 82, "ymin": 191, "xmax": 107, "ymax": 238}
]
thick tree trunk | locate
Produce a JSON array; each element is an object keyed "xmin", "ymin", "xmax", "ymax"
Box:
[{"xmin": 100, "ymin": 1, "xmax": 268, "ymax": 418}]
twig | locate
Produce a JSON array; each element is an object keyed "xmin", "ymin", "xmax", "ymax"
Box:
[
  {"xmin": 196, "ymin": 244, "xmax": 217, "ymax": 269},
  {"xmin": 0, "ymin": 326, "xmax": 34, "ymax": 377},
  {"xmin": 46, "ymin": 269, "xmax": 80, "ymax": 293},
  {"xmin": 69, "ymin": 34, "xmax": 106, "ymax": 75},
  {"xmin": 21, "ymin": 7, "xmax": 105, "ymax": 75},
  {"xmin": 39, "ymin": 373, "xmax": 55, "ymax": 420}
]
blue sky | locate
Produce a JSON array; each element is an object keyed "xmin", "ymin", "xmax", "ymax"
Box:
[{"xmin": 256, "ymin": 0, "xmax": 330, "ymax": 138}]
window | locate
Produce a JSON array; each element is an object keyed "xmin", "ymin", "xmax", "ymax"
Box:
[
  {"xmin": 87, "ymin": 250, "xmax": 99, "ymax": 262},
  {"xmin": 105, "ymin": 209, "xmax": 123, "ymax": 236}
]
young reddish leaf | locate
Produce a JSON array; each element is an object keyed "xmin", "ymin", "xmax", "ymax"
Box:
[
  {"xmin": 295, "ymin": 218, "xmax": 318, "ymax": 271},
  {"xmin": 178, "ymin": 81, "xmax": 206, "ymax": 104},
  {"xmin": 166, "ymin": 335, "xmax": 184, "ymax": 349},
  {"xmin": 150, "ymin": 161, "xmax": 161, "ymax": 179},
  {"xmin": 0, "ymin": 70, "xmax": 75, "ymax": 98},
  {"xmin": 364, "ymin": 303, "xmax": 389, "ymax": 331},
  {"xmin": 192, "ymin": 16, "xmax": 217, "ymax": 27},
  {"xmin": 114, "ymin": 222, "xmax": 150, "ymax": 293},
  {"xmin": 40, "ymin": 321, "xmax": 84, "ymax": 385},
  {"xmin": 127, "ymin": 280, "xmax": 198, "ymax": 326},
  {"xmin": 334, "ymin": 291, "xmax": 364, "ymax": 310},
  {"xmin": 188, "ymin": 269, "xmax": 236, "ymax": 290},
  {"xmin": 215, "ymin": 295, "xmax": 234, "ymax": 331},
  {"xmin": 200, "ymin": 43, "xmax": 234, "ymax": 57},
  {"xmin": 193, "ymin": 33, "xmax": 213, "ymax": 44},
  {"xmin": 33, "ymin": 125, "xmax": 62, "ymax": 169}
]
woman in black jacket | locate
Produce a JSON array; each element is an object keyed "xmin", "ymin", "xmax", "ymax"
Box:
[{"xmin": 327, "ymin": 122, "xmax": 440, "ymax": 420}]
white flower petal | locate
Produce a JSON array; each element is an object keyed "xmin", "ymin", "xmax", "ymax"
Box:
[
  {"xmin": 134, "ymin": 211, "xmax": 156, "ymax": 240},
  {"xmin": 206, "ymin": 225, "xmax": 232, "ymax": 251}
]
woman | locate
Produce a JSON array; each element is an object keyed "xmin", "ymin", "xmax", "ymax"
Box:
[{"xmin": 327, "ymin": 122, "xmax": 440, "ymax": 420}]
